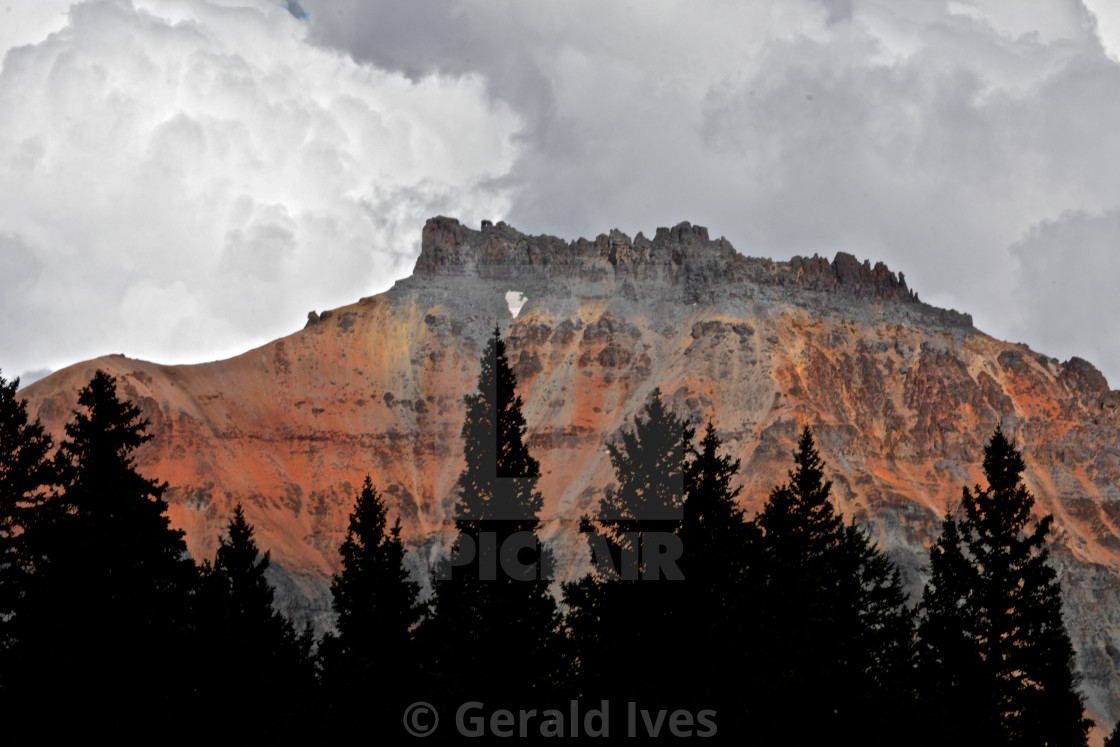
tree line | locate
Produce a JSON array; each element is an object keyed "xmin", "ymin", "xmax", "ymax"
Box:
[{"xmin": 0, "ymin": 330, "xmax": 1100, "ymax": 744}]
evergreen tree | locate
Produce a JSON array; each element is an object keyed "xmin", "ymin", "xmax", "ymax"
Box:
[
  {"xmin": 597, "ymin": 388, "xmax": 693, "ymax": 554},
  {"xmin": 0, "ymin": 371, "xmax": 54, "ymax": 663},
  {"xmin": 916, "ymin": 427, "xmax": 1090, "ymax": 746},
  {"xmin": 319, "ymin": 476, "xmax": 421, "ymax": 736},
  {"xmin": 674, "ymin": 422, "xmax": 761, "ymax": 730},
  {"xmin": 679, "ymin": 422, "xmax": 754, "ymax": 592},
  {"xmin": 5, "ymin": 370, "xmax": 198, "ymax": 733},
  {"xmin": 749, "ymin": 425, "xmax": 913, "ymax": 744},
  {"xmin": 421, "ymin": 328, "xmax": 565, "ymax": 708},
  {"xmin": 197, "ymin": 503, "xmax": 313, "ymax": 736},
  {"xmin": 563, "ymin": 389, "xmax": 693, "ymax": 706},
  {"xmin": 1106, "ymin": 722, "xmax": 1120, "ymax": 747}
]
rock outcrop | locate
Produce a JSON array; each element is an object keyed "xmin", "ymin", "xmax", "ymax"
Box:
[
  {"xmin": 414, "ymin": 217, "xmax": 966, "ymax": 319},
  {"xmin": 18, "ymin": 217, "xmax": 1120, "ymax": 734}
]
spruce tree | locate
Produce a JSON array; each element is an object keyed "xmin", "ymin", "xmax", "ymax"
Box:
[
  {"xmin": 421, "ymin": 328, "xmax": 565, "ymax": 708},
  {"xmin": 319, "ymin": 476, "xmax": 421, "ymax": 736},
  {"xmin": 197, "ymin": 503, "xmax": 312, "ymax": 736},
  {"xmin": 563, "ymin": 389, "xmax": 693, "ymax": 706},
  {"xmin": 674, "ymin": 422, "xmax": 761, "ymax": 730},
  {"xmin": 916, "ymin": 427, "xmax": 1090, "ymax": 746},
  {"xmin": 679, "ymin": 422, "xmax": 754, "ymax": 593},
  {"xmin": 749, "ymin": 425, "xmax": 913, "ymax": 744},
  {"xmin": 0, "ymin": 371, "xmax": 54, "ymax": 664},
  {"xmin": 596, "ymin": 388, "xmax": 692, "ymax": 551},
  {"xmin": 6, "ymin": 370, "xmax": 198, "ymax": 733}
]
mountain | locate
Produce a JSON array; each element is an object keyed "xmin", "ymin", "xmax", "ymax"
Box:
[{"xmin": 19, "ymin": 217, "xmax": 1120, "ymax": 732}]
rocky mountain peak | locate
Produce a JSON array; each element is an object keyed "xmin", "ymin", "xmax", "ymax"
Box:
[
  {"xmin": 414, "ymin": 215, "xmax": 725, "ymax": 280},
  {"xmin": 412, "ymin": 217, "xmax": 973, "ymax": 329}
]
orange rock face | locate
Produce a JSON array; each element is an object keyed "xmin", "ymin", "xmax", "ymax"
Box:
[{"xmin": 19, "ymin": 217, "xmax": 1120, "ymax": 732}]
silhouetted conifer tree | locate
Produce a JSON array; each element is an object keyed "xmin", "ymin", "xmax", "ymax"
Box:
[
  {"xmin": 319, "ymin": 476, "xmax": 421, "ymax": 737},
  {"xmin": 0, "ymin": 371, "xmax": 54, "ymax": 669},
  {"xmin": 563, "ymin": 389, "xmax": 693, "ymax": 708},
  {"xmin": 672, "ymin": 422, "xmax": 761, "ymax": 729},
  {"xmin": 679, "ymin": 421, "xmax": 755, "ymax": 603},
  {"xmin": 421, "ymin": 328, "xmax": 565, "ymax": 709},
  {"xmin": 197, "ymin": 503, "xmax": 313, "ymax": 737},
  {"xmin": 749, "ymin": 425, "xmax": 913, "ymax": 745},
  {"xmin": 916, "ymin": 427, "xmax": 1090, "ymax": 746},
  {"xmin": 6, "ymin": 370, "xmax": 198, "ymax": 734}
]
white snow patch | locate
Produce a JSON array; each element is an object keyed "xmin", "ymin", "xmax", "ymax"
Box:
[{"xmin": 505, "ymin": 291, "xmax": 528, "ymax": 318}]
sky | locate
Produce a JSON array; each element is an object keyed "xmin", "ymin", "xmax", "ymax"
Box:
[{"xmin": 2, "ymin": 0, "xmax": 1120, "ymax": 388}]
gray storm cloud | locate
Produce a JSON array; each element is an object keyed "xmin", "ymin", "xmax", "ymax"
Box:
[
  {"xmin": 300, "ymin": 0, "xmax": 1120, "ymax": 383},
  {"xmin": 1011, "ymin": 209, "xmax": 1120, "ymax": 380},
  {"xmin": 4, "ymin": 0, "xmax": 1120, "ymax": 388}
]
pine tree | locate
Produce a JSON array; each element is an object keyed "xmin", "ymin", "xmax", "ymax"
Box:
[
  {"xmin": 319, "ymin": 476, "xmax": 421, "ymax": 736},
  {"xmin": 749, "ymin": 425, "xmax": 913, "ymax": 744},
  {"xmin": 6, "ymin": 370, "xmax": 198, "ymax": 732},
  {"xmin": 421, "ymin": 328, "xmax": 565, "ymax": 707},
  {"xmin": 916, "ymin": 427, "xmax": 1090, "ymax": 746},
  {"xmin": 674, "ymin": 421, "xmax": 760, "ymax": 730},
  {"xmin": 677, "ymin": 422, "xmax": 756, "ymax": 629},
  {"xmin": 0, "ymin": 371, "xmax": 54, "ymax": 663},
  {"xmin": 563, "ymin": 389, "xmax": 693, "ymax": 705},
  {"xmin": 679, "ymin": 422, "xmax": 753, "ymax": 590},
  {"xmin": 597, "ymin": 388, "xmax": 692, "ymax": 556},
  {"xmin": 756, "ymin": 426, "xmax": 844, "ymax": 563},
  {"xmin": 197, "ymin": 503, "xmax": 312, "ymax": 736}
]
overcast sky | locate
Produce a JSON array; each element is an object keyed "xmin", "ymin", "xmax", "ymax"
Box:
[{"xmin": 3, "ymin": 0, "xmax": 1120, "ymax": 388}]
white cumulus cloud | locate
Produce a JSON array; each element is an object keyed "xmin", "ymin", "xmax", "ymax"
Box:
[{"xmin": 0, "ymin": 0, "xmax": 520, "ymax": 378}]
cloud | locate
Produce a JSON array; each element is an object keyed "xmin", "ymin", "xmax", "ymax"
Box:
[
  {"xmin": 0, "ymin": 0, "xmax": 72, "ymax": 56},
  {"xmin": 1011, "ymin": 209, "xmax": 1120, "ymax": 387},
  {"xmin": 14, "ymin": 369, "xmax": 53, "ymax": 390},
  {"xmin": 298, "ymin": 0, "xmax": 1120, "ymax": 384},
  {"xmin": 693, "ymin": 0, "xmax": 1120, "ymax": 317},
  {"xmin": 6, "ymin": 0, "xmax": 1120, "ymax": 389},
  {"xmin": 0, "ymin": 0, "xmax": 520, "ymax": 375},
  {"xmin": 1083, "ymin": 0, "xmax": 1120, "ymax": 60}
]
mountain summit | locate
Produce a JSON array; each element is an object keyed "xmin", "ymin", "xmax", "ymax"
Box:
[
  {"xmin": 18, "ymin": 217, "xmax": 1120, "ymax": 729},
  {"xmin": 409, "ymin": 216, "xmax": 969, "ymax": 323}
]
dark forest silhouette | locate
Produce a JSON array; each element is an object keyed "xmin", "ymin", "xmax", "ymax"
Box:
[{"xmin": 0, "ymin": 338, "xmax": 1095, "ymax": 742}]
